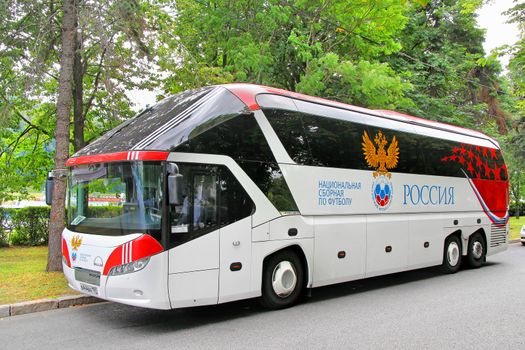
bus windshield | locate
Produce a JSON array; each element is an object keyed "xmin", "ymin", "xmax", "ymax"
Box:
[{"xmin": 67, "ymin": 161, "xmax": 163, "ymax": 238}]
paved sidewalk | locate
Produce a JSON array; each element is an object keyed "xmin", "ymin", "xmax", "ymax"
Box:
[{"xmin": 0, "ymin": 294, "xmax": 103, "ymax": 318}]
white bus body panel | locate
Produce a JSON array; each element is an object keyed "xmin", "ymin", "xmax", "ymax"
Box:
[
  {"xmin": 168, "ymin": 231, "xmax": 220, "ymax": 307},
  {"xmin": 219, "ymin": 217, "xmax": 254, "ymax": 303},
  {"xmin": 169, "ymin": 269, "xmax": 219, "ymax": 308},
  {"xmin": 269, "ymin": 215, "xmax": 314, "ymax": 241},
  {"xmin": 105, "ymin": 251, "xmax": 170, "ymax": 309},
  {"xmin": 168, "ymin": 231, "xmax": 219, "ymax": 273},
  {"xmin": 365, "ymin": 214, "xmax": 409, "ymax": 278},
  {"xmin": 408, "ymin": 214, "xmax": 445, "ymax": 269},
  {"xmin": 312, "ymin": 215, "xmax": 366, "ymax": 287}
]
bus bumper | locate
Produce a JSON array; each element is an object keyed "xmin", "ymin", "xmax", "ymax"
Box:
[{"xmin": 63, "ymin": 251, "xmax": 171, "ymax": 310}]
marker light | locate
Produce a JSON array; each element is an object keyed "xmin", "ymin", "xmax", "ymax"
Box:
[{"xmin": 62, "ymin": 236, "xmax": 71, "ymax": 268}]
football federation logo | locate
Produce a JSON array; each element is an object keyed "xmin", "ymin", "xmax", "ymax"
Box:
[
  {"xmin": 71, "ymin": 235, "xmax": 83, "ymax": 262},
  {"xmin": 362, "ymin": 130, "xmax": 399, "ymax": 210}
]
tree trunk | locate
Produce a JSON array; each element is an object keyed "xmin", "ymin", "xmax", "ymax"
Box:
[
  {"xmin": 47, "ymin": 0, "xmax": 77, "ymax": 272},
  {"xmin": 73, "ymin": 20, "xmax": 85, "ymax": 152}
]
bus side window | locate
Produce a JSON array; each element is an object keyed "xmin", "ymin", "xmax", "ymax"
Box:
[
  {"xmin": 169, "ymin": 164, "xmax": 254, "ymax": 247},
  {"xmin": 219, "ymin": 168, "xmax": 254, "ymax": 226}
]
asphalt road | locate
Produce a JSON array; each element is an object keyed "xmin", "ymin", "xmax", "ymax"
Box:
[{"xmin": 2, "ymin": 243, "xmax": 525, "ymax": 350}]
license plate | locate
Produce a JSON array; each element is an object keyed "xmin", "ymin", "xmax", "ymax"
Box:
[
  {"xmin": 75, "ymin": 267, "xmax": 101, "ymax": 286},
  {"xmin": 79, "ymin": 283, "xmax": 99, "ymax": 296}
]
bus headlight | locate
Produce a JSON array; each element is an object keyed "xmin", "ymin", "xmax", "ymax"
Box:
[{"xmin": 108, "ymin": 257, "xmax": 150, "ymax": 276}]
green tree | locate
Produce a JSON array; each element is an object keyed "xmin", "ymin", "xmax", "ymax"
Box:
[
  {"xmin": 387, "ymin": 0, "xmax": 510, "ymax": 133},
  {"xmin": 502, "ymin": 1, "xmax": 525, "ymax": 216},
  {"xmin": 159, "ymin": 0, "xmax": 413, "ymax": 109}
]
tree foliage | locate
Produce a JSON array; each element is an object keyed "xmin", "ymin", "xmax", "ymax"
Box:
[
  {"xmin": 0, "ymin": 0, "xmax": 164, "ymax": 200},
  {"xmin": 160, "ymin": 0, "xmax": 413, "ymax": 108},
  {"xmin": 0, "ymin": 0, "xmax": 522, "ymax": 206}
]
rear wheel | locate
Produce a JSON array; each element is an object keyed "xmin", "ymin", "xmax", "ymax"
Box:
[
  {"xmin": 522, "ymin": 242, "xmax": 525, "ymax": 246},
  {"xmin": 442, "ymin": 235, "xmax": 461, "ymax": 274},
  {"xmin": 261, "ymin": 250, "xmax": 304, "ymax": 309},
  {"xmin": 466, "ymin": 232, "xmax": 485, "ymax": 268}
]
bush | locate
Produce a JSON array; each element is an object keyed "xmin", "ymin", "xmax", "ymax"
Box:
[
  {"xmin": 510, "ymin": 202, "xmax": 525, "ymax": 217},
  {"xmin": 0, "ymin": 208, "xmax": 12, "ymax": 247},
  {"xmin": 7, "ymin": 206, "xmax": 50, "ymax": 246}
]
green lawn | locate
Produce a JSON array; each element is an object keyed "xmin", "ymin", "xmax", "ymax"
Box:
[
  {"xmin": 510, "ymin": 216, "xmax": 525, "ymax": 241},
  {"xmin": 0, "ymin": 246, "xmax": 78, "ymax": 305}
]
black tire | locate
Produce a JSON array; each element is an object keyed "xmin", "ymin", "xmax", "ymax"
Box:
[
  {"xmin": 466, "ymin": 232, "xmax": 486, "ymax": 268},
  {"xmin": 522, "ymin": 242, "xmax": 525, "ymax": 246},
  {"xmin": 442, "ymin": 235, "xmax": 462, "ymax": 274},
  {"xmin": 260, "ymin": 250, "xmax": 304, "ymax": 309}
]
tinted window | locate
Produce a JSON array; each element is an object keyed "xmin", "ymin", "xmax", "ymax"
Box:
[
  {"xmin": 175, "ymin": 114, "xmax": 299, "ymax": 212},
  {"xmin": 264, "ymin": 108, "xmax": 507, "ymax": 180},
  {"xmin": 301, "ymin": 113, "xmax": 369, "ymax": 170},
  {"xmin": 174, "ymin": 114, "xmax": 275, "ymax": 163},
  {"xmin": 169, "ymin": 164, "xmax": 254, "ymax": 247},
  {"xmin": 237, "ymin": 161, "xmax": 299, "ymax": 213},
  {"xmin": 74, "ymin": 87, "xmax": 215, "ymax": 156},
  {"xmin": 261, "ymin": 109, "xmax": 311, "ymax": 164}
]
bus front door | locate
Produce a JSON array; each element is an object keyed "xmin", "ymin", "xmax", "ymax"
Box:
[{"xmin": 168, "ymin": 168, "xmax": 221, "ymax": 308}]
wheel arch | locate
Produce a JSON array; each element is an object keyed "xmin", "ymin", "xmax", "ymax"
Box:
[
  {"xmin": 460, "ymin": 227, "xmax": 487, "ymax": 256},
  {"xmin": 262, "ymin": 244, "xmax": 311, "ymax": 290}
]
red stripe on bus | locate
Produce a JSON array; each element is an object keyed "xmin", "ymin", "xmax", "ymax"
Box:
[
  {"xmin": 103, "ymin": 234, "xmax": 163, "ymax": 275},
  {"xmin": 225, "ymin": 85, "xmax": 261, "ymax": 110},
  {"xmin": 66, "ymin": 151, "xmax": 169, "ymax": 166}
]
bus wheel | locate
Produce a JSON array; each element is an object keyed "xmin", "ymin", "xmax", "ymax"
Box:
[
  {"xmin": 442, "ymin": 235, "xmax": 461, "ymax": 274},
  {"xmin": 261, "ymin": 250, "xmax": 304, "ymax": 309},
  {"xmin": 466, "ymin": 232, "xmax": 485, "ymax": 268}
]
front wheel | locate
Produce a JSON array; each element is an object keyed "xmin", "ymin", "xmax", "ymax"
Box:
[
  {"xmin": 466, "ymin": 232, "xmax": 486, "ymax": 268},
  {"xmin": 442, "ymin": 235, "xmax": 462, "ymax": 274},
  {"xmin": 261, "ymin": 250, "xmax": 304, "ymax": 309}
]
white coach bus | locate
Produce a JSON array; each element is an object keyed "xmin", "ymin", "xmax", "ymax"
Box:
[{"xmin": 58, "ymin": 84, "xmax": 509, "ymax": 309}]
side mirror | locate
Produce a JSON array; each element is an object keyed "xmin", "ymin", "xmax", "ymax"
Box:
[
  {"xmin": 45, "ymin": 171, "xmax": 54, "ymax": 206},
  {"xmin": 168, "ymin": 174, "xmax": 184, "ymax": 205}
]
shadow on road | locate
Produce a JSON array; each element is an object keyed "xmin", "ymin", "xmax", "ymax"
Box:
[{"xmin": 82, "ymin": 261, "xmax": 501, "ymax": 334}]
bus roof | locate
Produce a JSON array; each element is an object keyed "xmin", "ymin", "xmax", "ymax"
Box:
[{"xmin": 221, "ymin": 83, "xmax": 497, "ymax": 147}]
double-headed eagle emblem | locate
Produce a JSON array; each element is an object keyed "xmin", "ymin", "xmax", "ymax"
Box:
[
  {"xmin": 71, "ymin": 235, "xmax": 83, "ymax": 251},
  {"xmin": 362, "ymin": 130, "xmax": 399, "ymax": 178}
]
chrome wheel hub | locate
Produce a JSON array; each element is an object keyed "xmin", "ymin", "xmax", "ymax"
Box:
[
  {"xmin": 447, "ymin": 241, "xmax": 460, "ymax": 266},
  {"xmin": 272, "ymin": 261, "xmax": 297, "ymax": 298},
  {"xmin": 472, "ymin": 240, "xmax": 483, "ymax": 260}
]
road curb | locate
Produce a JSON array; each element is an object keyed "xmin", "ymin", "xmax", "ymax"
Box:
[{"xmin": 0, "ymin": 295, "xmax": 103, "ymax": 318}]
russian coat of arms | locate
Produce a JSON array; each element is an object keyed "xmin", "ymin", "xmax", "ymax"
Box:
[{"xmin": 362, "ymin": 130, "xmax": 399, "ymax": 210}]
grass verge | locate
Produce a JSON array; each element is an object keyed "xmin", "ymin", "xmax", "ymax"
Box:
[
  {"xmin": 510, "ymin": 216, "xmax": 525, "ymax": 241},
  {"xmin": 0, "ymin": 246, "xmax": 78, "ymax": 305}
]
